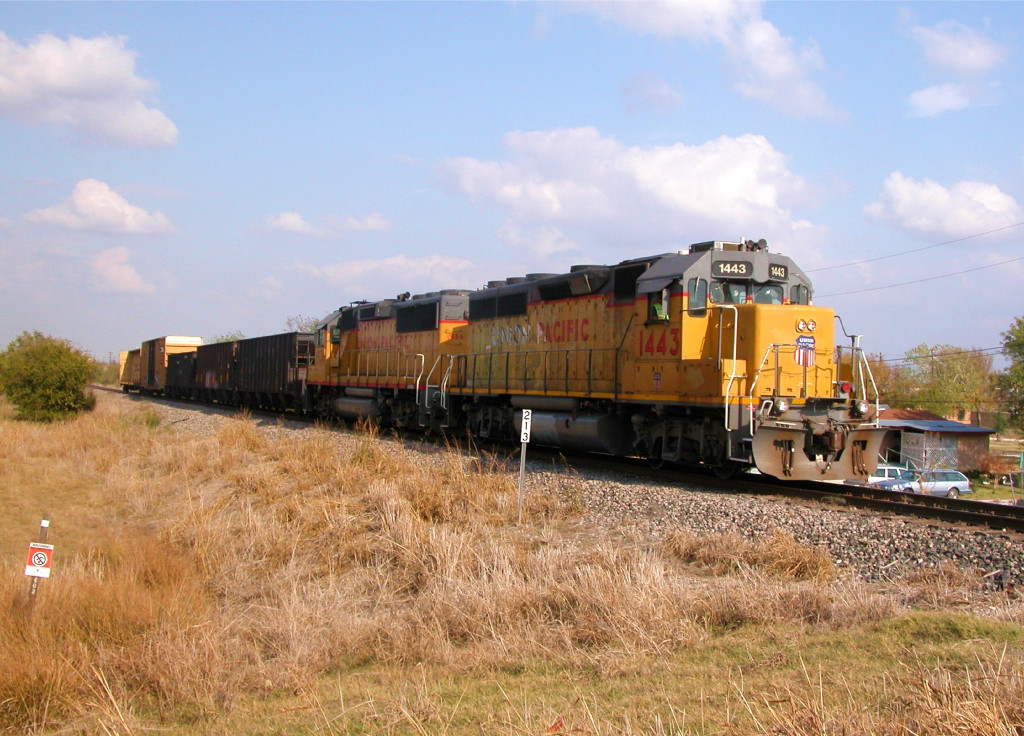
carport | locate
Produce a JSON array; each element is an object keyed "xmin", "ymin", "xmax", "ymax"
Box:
[{"xmin": 878, "ymin": 408, "xmax": 996, "ymax": 471}]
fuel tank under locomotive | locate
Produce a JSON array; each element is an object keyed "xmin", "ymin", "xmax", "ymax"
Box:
[{"xmin": 510, "ymin": 398, "xmax": 634, "ymax": 456}]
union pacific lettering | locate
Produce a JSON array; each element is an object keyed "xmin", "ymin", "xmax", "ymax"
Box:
[
  {"xmin": 490, "ymin": 319, "xmax": 590, "ymax": 348},
  {"xmin": 491, "ymin": 324, "xmax": 532, "ymax": 347},
  {"xmin": 359, "ymin": 333, "xmax": 403, "ymax": 350},
  {"xmin": 536, "ymin": 318, "xmax": 589, "ymax": 343},
  {"xmin": 358, "ymin": 321, "xmax": 402, "ymax": 351}
]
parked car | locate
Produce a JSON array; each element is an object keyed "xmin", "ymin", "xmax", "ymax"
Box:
[
  {"xmin": 911, "ymin": 470, "xmax": 972, "ymax": 498},
  {"xmin": 876, "ymin": 470, "xmax": 917, "ymax": 493},
  {"xmin": 877, "ymin": 469, "xmax": 972, "ymax": 498},
  {"xmin": 868, "ymin": 464, "xmax": 912, "ymax": 487}
]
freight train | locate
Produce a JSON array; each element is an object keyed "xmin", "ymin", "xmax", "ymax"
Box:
[{"xmin": 120, "ymin": 238, "xmax": 885, "ymax": 481}]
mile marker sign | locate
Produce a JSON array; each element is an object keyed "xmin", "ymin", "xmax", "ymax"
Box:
[
  {"xmin": 25, "ymin": 542, "xmax": 54, "ymax": 578},
  {"xmin": 517, "ymin": 409, "xmax": 533, "ymax": 524}
]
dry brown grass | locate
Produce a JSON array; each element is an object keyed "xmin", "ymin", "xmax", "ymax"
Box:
[
  {"xmin": 728, "ymin": 648, "xmax": 1024, "ymax": 735},
  {"xmin": 1, "ymin": 393, "xmax": 1022, "ymax": 734}
]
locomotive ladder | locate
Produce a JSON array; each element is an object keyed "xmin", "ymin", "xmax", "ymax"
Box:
[{"xmin": 417, "ymin": 354, "xmax": 456, "ymax": 427}]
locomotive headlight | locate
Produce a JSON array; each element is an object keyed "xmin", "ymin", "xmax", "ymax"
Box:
[
  {"xmin": 797, "ymin": 319, "xmax": 808, "ymax": 331},
  {"xmin": 773, "ymin": 398, "xmax": 790, "ymax": 415},
  {"xmin": 807, "ymin": 320, "xmax": 816, "ymax": 331},
  {"xmin": 852, "ymin": 399, "xmax": 870, "ymax": 417}
]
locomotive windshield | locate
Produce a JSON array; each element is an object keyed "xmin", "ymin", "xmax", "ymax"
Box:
[{"xmin": 709, "ymin": 281, "xmax": 785, "ymax": 305}]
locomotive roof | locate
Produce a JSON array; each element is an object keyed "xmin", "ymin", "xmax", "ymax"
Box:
[
  {"xmin": 636, "ymin": 242, "xmax": 812, "ymax": 295},
  {"xmin": 319, "ymin": 239, "xmax": 814, "ymax": 328}
]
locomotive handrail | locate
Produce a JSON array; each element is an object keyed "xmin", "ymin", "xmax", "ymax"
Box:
[
  {"xmin": 714, "ymin": 305, "xmax": 741, "ymax": 431},
  {"xmin": 453, "ymin": 347, "xmax": 618, "ymax": 396},
  {"xmin": 349, "ymin": 347, "xmax": 424, "ymax": 390},
  {"xmin": 835, "ymin": 339, "xmax": 881, "ymax": 421},
  {"xmin": 748, "ymin": 343, "xmax": 809, "ymax": 436},
  {"xmin": 614, "ymin": 313, "xmax": 636, "ymax": 403},
  {"xmin": 833, "ymin": 319, "xmax": 881, "ymax": 418},
  {"xmin": 439, "ymin": 355, "xmax": 456, "ymax": 410},
  {"xmin": 413, "ymin": 352, "xmax": 430, "ymax": 406},
  {"xmin": 747, "ymin": 342, "xmax": 825, "ymax": 401}
]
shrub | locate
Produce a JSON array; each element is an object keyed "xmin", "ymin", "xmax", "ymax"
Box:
[{"xmin": 0, "ymin": 331, "xmax": 96, "ymax": 421}]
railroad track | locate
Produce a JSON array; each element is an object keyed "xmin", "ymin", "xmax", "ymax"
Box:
[
  {"xmin": 102, "ymin": 385, "xmax": 1024, "ymax": 536},
  {"xmin": 557, "ymin": 452, "xmax": 1024, "ymax": 535},
  {"xmin": 796, "ymin": 482, "xmax": 1024, "ymax": 534}
]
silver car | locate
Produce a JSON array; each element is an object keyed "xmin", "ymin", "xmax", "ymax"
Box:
[{"xmin": 910, "ymin": 470, "xmax": 973, "ymax": 498}]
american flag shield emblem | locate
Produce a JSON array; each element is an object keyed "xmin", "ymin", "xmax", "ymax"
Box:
[{"xmin": 795, "ymin": 335, "xmax": 815, "ymax": 367}]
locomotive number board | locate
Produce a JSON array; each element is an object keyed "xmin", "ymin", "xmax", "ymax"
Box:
[
  {"xmin": 711, "ymin": 261, "xmax": 751, "ymax": 278},
  {"xmin": 710, "ymin": 261, "xmax": 790, "ymax": 281}
]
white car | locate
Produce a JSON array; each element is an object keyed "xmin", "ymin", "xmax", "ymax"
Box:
[{"xmin": 868, "ymin": 464, "xmax": 912, "ymax": 487}]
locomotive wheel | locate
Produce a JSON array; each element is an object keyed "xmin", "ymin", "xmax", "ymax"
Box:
[
  {"xmin": 646, "ymin": 438, "xmax": 665, "ymax": 470},
  {"xmin": 712, "ymin": 461, "xmax": 739, "ymax": 479}
]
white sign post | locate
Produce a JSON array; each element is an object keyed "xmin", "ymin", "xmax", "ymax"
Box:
[
  {"xmin": 517, "ymin": 410, "xmax": 532, "ymax": 524},
  {"xmin": 25, "ymin": 518, "xmax": 52, "ymax": 613}
]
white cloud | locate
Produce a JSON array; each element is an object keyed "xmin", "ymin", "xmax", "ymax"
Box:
[
  {"xmin": 266, "ymin": 210, "xmax": 393, "ymax": 238},
  {"xmin": 295, "ymin": 254, "xmax": 476, "ymax": 294},
  {"xmin": 0, "ymin": 32, "xmax": 177, "ymax": 147},
  {"xmin": 439, "ymin": 126, "xmax": 820, "ymax": 262},
  {"xmin": 584, "ymin": 0, "xmax": 745, "ymax": 40},
  {"xmin": 905, "ymin": 20, "xmax": 1008, "ymax": 117},
  {"xmin": 865, "ymin": 172, "xmax": 1023, "ymax": 237},
  {"xmin": 907, "ymin": 83, "xmax": 972, "ymax": 117},
  {"xmin": 581, "ymin": 1, "xmax": 837, "ymax": 118},
  {"xmin": 245, "ymin": 276, "xmax": 285, "ymax": 302},
  {"xmin": 266, "ymin": 211, "xmax": 325, "ymax": 237},
  {"xmin": 623, "ymin": 73, "xmax": 683, "ymax": 114},
  {"xmin": 911, "ymin": 20, "xmax": 1008, "ymax": 77},
  {"xmin": 498, "ymin": 223, "xmax": 580, "ymax": 259},
  {"xmin": 26, "ymin": 179, "xmax": 175, "ymax": 235},
  {"xmin": 339, "ymin": 212, "xmax": 392, "ymax": 233},
  {"xmin": 92, "ymin": 246, "xmax": 155, "ymax": 293}
]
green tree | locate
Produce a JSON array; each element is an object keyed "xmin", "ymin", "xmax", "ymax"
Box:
[
  {"xmin": 285, "ymin": 314, "xmax": 319, "ymax": 333},
  {"xmin": 872, "ymin": 344, "xmax": 995, "ymax": 417},
  {"xmin": 208, "ymin": 331, "xmax": 245, "ymax": 343},
  {"xmin": 0, "ymin": 331, "xmax": 97, "ymax": 421},
  {"xmin": 867, "ymin": 353, "xmax": 917, "ymax": 409},
  {"xmin": 1000, "ymin": 315, "xmax": 1024, "ymax": 430}
]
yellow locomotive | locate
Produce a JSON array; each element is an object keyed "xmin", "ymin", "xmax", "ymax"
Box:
[{"xmin": 304, "ymin": 238, "xmax": 884, "ymax": 481}]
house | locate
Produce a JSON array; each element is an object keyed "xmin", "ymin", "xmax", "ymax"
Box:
[{"xmin": 877, "ymin": 408, "xmax": 996, "ymax": 471}]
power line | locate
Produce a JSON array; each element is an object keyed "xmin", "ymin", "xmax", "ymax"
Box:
[
  {"xmin": 872, "ymin": 346, "xmax": 1005, "ymax": 366},
  {"xmin": 817, "ymin": 254, "xmax": 1024, "ymax": 297},
  {"xmin": 807, "ymin": 221, "xmax": 1024, "ymax": 274}
]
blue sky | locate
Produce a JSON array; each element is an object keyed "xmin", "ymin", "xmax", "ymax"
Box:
[{"xmin": 1, "ymin": 1, "xmax": 1022, "ymax": 367}]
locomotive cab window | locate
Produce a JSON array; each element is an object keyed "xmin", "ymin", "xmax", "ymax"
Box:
[
  {"xmin": 647, "ymin": 286, "xmax": 670, "ymax": 322},
  {"xmin": 753, "ymin": 284, "xmax": 784, "ymax": 304},
  {"xmin": 710, "ymin": 281, "xmax": 748, "ymax": 304},
  {"xmin": 687, "ymin": 277, "xmax": 708, "ymax": 317},
  {"xmin": 790, "ymin": 284, "xmax": 810, "ymax": 305}
]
